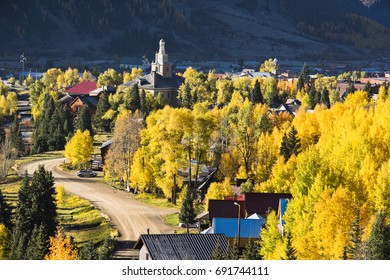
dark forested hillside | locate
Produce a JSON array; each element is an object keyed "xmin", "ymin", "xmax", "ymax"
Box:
[{"xmin": 0, "ymin": 0, "xmax": 389, "ymax": 62}]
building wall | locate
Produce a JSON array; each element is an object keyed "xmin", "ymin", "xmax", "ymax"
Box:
[{"xmin": 139, "ymin": 245, "xmax": 152, "ymax": 260}]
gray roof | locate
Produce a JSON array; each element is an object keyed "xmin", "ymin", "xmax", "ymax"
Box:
[
  {"xmin": 121, "ymin": 73, "xmax": 184, "ymax": 90},
  {"xmin": 133, "ymin": 234, "xmax": 228, "ymax": 260}
]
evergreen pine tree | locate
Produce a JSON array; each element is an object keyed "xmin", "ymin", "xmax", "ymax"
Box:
[
  {"xmin": 81, "ymin": 240, "xmax": 98, "ymax": 260},
  {"xmin": 242, "ymin": 238, "xmax": 261, "ymax": 260},
  {"xmin": 367, "ymin": 211, "xmax": 390, "ymax": 260},
  {"xmin": 9, "ymin": 115, "xmax": 24, "ymax": 155},
  {"xmin": 0, "ymin": 189, "xmax": 11, "ymax": 229},
  {"xmin": 251, "ymin": 80, "xmax": 264, "ymax": 104},
  {"xmin": 280, "ymin": 126, "xmax": 301, "ymax": 162},
  {"xmin": 0, "ymin": 120, "xmax": 5, "ymax": 144},
  {"xmin": 9, "ymin": 228, "xmax": 28, "ymax": 260},
  {"xmin": 364, "ymin": 81, "xmax": 372, "ymax": 96},
  {"xmin": 97, "ymin": 238, "xmax": 115, "ymax": 260},
  {"xmin": 30, "ymin": 165, "xmax": 57, "ymax": 237},
  {"xmin": 156, "ymin": 92, "xmax": 168, "ymax": 110},
  {"xmin": 10, "ymin": 168, "xmax": 56, "ymax": 259},
  {"xmin": 26, "ymin": 224, "xmax": 48, "ymax": 260},
  {"xmin": 347, "ymin": 79, "xmax": 356, "ymax": 95},
  {"xmin": 224, "ymin": 239, "xmax": 239, "ymax": 260},
  {"xmin": 140, "ymin": 89, "xmax": 149, "ymax": 116},
  {"xmin": 320, "ymin": 88, "xmax": 331, "ymax": 108},
  {"xmin": 297, "ymin": 63, "xmax": 310, "ymax": 92},
  {"xmin": 129, "ymin": 84, "xmax": 141, "ymax": 112},
  {"xmin": 178, "ymin": 187, "xmax": 197, "ymax": 234},
  {"xmin": 76, "ymin": 106, "xmax": 93, "ymax": 136},
  {"xmin": 284, "ymin": 231, "xmax": 297, "ymax": 260},
  {"xmin": 211, "ymin": 238, "xmax": 223, "ymax": 260},
  {"xmin": 346, "ymin": 206, "xmax": 365, "ymax": 259},
  {"xmin": 308, "ymin": 86, "xmax": 318, "ymax": 109},
  {"xmin": 93, "ymin": 91, "xmax": 111, "ymax": 132}
]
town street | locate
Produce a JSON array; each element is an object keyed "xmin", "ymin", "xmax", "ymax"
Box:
[{"xmin": 20, "ymin": 158, "xmax": 176, "ymax": 244}]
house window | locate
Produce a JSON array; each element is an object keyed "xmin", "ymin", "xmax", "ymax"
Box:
[{"xmin": 146, "ymin": 253, "xmax": 149, "ymax": 260}]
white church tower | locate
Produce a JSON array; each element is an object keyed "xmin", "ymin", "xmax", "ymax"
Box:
[{"xmin": 151, "ymin": 39, "xmax": 172, "ymax": 78}]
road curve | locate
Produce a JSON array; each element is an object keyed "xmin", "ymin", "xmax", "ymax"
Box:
[{"xmin": 20, "ymin": 158, "xmax": 177, "ymax": 242}]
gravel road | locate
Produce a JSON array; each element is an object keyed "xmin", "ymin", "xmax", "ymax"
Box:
[{"xmin": 21, "ymin": 158, "xmax": 177, "ymax": 242}]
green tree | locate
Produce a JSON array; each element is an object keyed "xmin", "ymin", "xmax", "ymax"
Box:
[
  {"xmin": 0, "ymin": 189, "xmax": 11, "ymax": 229},
  {"xmin": 367, "ymin": 211, "xmax": 390, "ymax": 260},
  {"xmin": 80, "ymin": 240, "xmax": 98, "ymax": 260},
  {"xmin": 280, "ymin": 126, "xmax": 301, "ymax": 162},
  {"xmin": 10, "ymin": 168, "xmax": 56, "ymax": 259},
  {"xmin": 129, "ymin": 84, "xmax": 141, "ymax": 112},
  {"xmin": 224, "ymin": 239, "xmax": 239, "ymax": 260},
  {"xmin": 93, "ymin": 91, "xmax": 111, "ymax": 132},
  {"xmin": 211, "ymin": 238, "xmax": 224, "ymax": 260},
  {"xmin": 75, "ymin": 105, "xmax": 93, "ymax": 135},
  {"xmin": 9, "ymin": 115, "xmax": 24, "ymax": 154},
  {"xmin": 242, "ymin": 238, "xmax": 261, "ymax": 260},
  {"xmin": 97, "ymin": 238, "xmax": 115, "ymax": 260},
  {"xmin": 179, "ymin": 187, "xmax": 197, "ymax": 234},
  {"xmin": 297, "ymin": 63, "xmax": 310, "ymax": 92},
  {"xmin": 250, "ymin": 79, "xmax": 264, "ymax": 104},
  {"xmin": 97, "ymin": 68, "xmax": 122, "ymax": 87},
  {"xmin": 26, "ymin": 224, "xmax": 48, "ymax": 260},
  {"xmin": 345, "ymin": 206, "xmax": 365, "ymax": 259}
]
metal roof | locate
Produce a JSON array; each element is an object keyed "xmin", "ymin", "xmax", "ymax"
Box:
[
  {"xmin": 212, "ymin": 217, "xmax": 264, "ymax": 239},
  {"xmin": 244, "ymin": 193, "xmax": 292, "ymax": 216},
  {"xmin": 133, "ymin": 234, "xmax": 228, "ymax": 260}
]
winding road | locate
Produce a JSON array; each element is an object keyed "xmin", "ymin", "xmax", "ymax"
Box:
[{"xmin": 21, "ymin": 158, "xmax": 177, "ymax": 257}]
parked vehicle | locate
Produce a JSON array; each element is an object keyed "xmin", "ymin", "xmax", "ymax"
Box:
[{"xmin": 77, "ymin": 169, "xmax": 97, "ymax": 177}]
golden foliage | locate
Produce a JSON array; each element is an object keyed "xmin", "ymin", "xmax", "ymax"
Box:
[
  {"xmin": 64, "ymin": 130, "xmax": 93, "ymax": 167},
  {"xmin": 45, "ymin": 227, "xmax": 79, "ymax": 260}
]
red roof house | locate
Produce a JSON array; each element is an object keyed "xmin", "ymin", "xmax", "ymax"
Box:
[{"xmin": 66, "ymin": 81, "xmax": 98, "ymax": 96}]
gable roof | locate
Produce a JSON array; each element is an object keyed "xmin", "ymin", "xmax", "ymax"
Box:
[
  {"xmin": 133, "ymin": 234, "xmax": 228, "ymax": 260},
  {"xmin": 66, "ymin": 81, "xmax": 98, "ymax": 96},
  {"xmin": 244, "ymin": 193, "xmax": 292, "ymax": 216},
  {"xmin": 208, "ymin": 200, "xmax": 246, "ymax": 223}
]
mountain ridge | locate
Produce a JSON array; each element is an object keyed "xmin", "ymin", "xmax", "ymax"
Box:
[{"xmin": 1, "ymin": 0, "xmax": 389, "ymax": 63}]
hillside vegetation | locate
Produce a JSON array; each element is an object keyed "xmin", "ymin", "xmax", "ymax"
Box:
[{"xmin": 1, "ymin": 0, "xmax": 390, "ymax": 61}]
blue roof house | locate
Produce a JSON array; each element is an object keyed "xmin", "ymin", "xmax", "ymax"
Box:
[{"xmin": 211, "ymin": 217, "xmax": 265, "ymax": 245}]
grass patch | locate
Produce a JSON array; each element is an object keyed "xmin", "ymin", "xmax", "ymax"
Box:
[
  {"xmin": 14, "ymin": 150, "xmax": 64, "ymax": 166},
  {"xmin": 57, "ymin": 192, "xmax": 118, "ymax": 246},
  {"xmin": 164, "ymin": 212, "xmax": 179, "ymax": 226},
  {"xmin": 135, "ymin": 193, "xmax": 181, "ymax": 209}
]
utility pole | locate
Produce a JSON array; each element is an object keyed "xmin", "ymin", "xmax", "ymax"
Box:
[{"xmin": 20, "ymin": 53, "xmax": 26, "ymax": 85}]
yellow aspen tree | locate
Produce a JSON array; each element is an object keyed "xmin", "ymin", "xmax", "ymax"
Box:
[
  {"xmin": 64, "ymin": 129, "xmax": 93, "ymax": 167},
  {"xmin": 0, "ymin": 224, "xmax": 10, "ymax": 260},
  {"xmin": 259, "ymin": 211, "xmax": 283, "ymax": 260},
  {"xmin": 205, "ymin": 177, "xmax": 233, "ymax": 209},
  {"xmin": 312, "ymin": 188, "xmax": 357, "ymax": 259},
  {"xmin": 45, "ymin": 227, "xmax": 78, "ymax": 260}
]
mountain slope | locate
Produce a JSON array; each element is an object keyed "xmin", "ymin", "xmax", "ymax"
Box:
[{"xmin": 0, "ymin": 0, "xmax": 389, "ymax": 63}]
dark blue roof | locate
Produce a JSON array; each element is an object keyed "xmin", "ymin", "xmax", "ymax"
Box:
[
  {"xmin": 212, "ymin": 217, "xmax": 264, "ymax": 239},
  {"xmin": 134, "ymin": 234, "xmax": 228, "ymax": 260}
]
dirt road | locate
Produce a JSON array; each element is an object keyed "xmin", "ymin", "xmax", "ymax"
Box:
[{"xmin": 21, "ymin": 158, "xmax": 177, "ymax": 242}]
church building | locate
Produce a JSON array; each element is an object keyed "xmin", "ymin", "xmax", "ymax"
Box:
[{"xmin": 122, "ymin": 39, "xmax": 183, "ymax": 106}]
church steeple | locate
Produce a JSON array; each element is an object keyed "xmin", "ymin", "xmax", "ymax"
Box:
[{"xmin": 152, "ymin": 39, "xmax": 172, "ymax": 78}]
